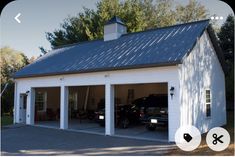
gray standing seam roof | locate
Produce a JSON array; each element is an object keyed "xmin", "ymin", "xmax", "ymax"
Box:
[{"xmin": 14, "ymin": 20, "xmax": 211, "ymax": 78}]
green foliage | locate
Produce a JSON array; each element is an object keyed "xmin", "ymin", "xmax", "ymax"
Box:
[
  {"xmin": 217, "ymin": 14, "xmax": 234, "ymax": 63},
  {"xmin": 46, "ymin": 0, "xmax": 208, "ymax": 48},
  {"xmin": 175, "ymin": 0, "xmax": 208, "ymax": 23},
  {"xmin": 0, "ymin": 47, "xmax": 29, "ymax": 83},
  {"xmin": 217, "ymin": 15, "xmax": 234, "ymax": 103},
  {"xmin": 0, "ymin": 47, "xmax": 29, "ymax": 114},
  {"xmin": 225, "ymin": 64, "xmax": 234, "ymax": 103},
  {"xmin": 149, "ymin": 0, "xmax": 176, "ymax": 28},
  {"xmin": 1, "ymin": 83, "xmax": 14, "ymax": 115},
  {"xmin": 39, "ymin": 46, "xmax": 48, "ymax": 55},
  {"xmin": 1, "ymin": 115, "xmax": 13, "ymax": 126}
]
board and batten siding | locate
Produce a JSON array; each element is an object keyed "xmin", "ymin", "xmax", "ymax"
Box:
[{"xmin": 178, "ymin": 30, "xmax": 226, "ymax": 133}]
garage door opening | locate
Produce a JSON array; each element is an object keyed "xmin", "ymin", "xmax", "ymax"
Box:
[
  {"xmin": 68, "ymin": 85, "xmax": 105, "ymax": 134},
  {"xmin": 114, "ymin": 83, "xmax": 168, "ymax": 141},
  {"xmin": 34, "ymin": 87, "xmax": 60, "ymax": 128}
]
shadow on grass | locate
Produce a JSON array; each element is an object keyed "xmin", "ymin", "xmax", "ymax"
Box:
[{"xmin": 167, "ymin": 110, "xmax": 234, "ymax": 155}]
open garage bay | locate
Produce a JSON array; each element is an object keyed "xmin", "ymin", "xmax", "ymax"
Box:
[
  {"xmin": 67, "ymin": 85, "xmax": 105, "ymax": 134},
  {"xmin": 113, "ymin": 83, "xmax": 168, "ymax": 141}
]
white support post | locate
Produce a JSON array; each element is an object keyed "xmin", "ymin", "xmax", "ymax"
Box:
[
  {"xmin": 26, "ymin": 88, "xmax": 35, "ymax": 125},
  {"xmin": 60, "ymin": 86, "xmax": 68, "ymax": 129},
  {"xmin": 105, "ymin": 83, "xmax": 114, "ymax": 135},
  {"xmin": 168, "ymin": 82, "xmax": 180, "ymax": 142},
  {"xmin": 15, "ymin": 93, "xmax": 21, "ymax": 123}
]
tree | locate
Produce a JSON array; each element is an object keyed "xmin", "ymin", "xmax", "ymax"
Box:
[
  {"xmin": 145, "ymin": 0, "xmax": 176, "ymax": 28},
  {"xmin": 225, "ymin": 65, "xmax": 234, "ymax": 105},
  {"xmin": 175, "ymin": 0, "xmax": 208, "ymax": 23},
  {"xmin": 46, "ymin": 0, "xmax": 208, "ymax": 49},
  {"xmin": 46, "ymin": 7, "xmax": 103, "ymax": 48},
  {"xmin": 0, "ymin": 47, "xmax": 29, "ymax": 83},
  {"xmin": 0, "ymin": 47, "xmax": 29, "ymax": 115},
  {"xmin": 217, "ymin": 14, "xmax": 234, "ymax": 63},
  {"xmin": 217, "ymin": 15, "xmax": 234, "ymax": 104},
  {"xmin": 39, "ymin": 46, "xmax": 48, "ymax": 55}
]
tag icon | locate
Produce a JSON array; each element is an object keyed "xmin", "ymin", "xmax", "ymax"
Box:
[
  {"xmin": 175, "ymin": 125, "xmax": 201, "ymax": 151},
  {"xmin": 183, "ymin": 133, "xmax": 192, "ymax": 142}
]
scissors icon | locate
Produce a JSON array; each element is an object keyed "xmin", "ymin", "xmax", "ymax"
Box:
[{"xmin": 212, "ymin": 133, "xmax": 223, "ymax": 145}]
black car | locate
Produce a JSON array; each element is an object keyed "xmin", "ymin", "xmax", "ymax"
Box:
[
  {"xmin": 145, "ymin": 108, "xmax": 168, "ymax": 130},
  {"xmin": 131, "ymin": 94, "xmax": 168, "ymax": 130},
  {"xmin": 95, "ymin": 94, "xmax": 168, "ymax": 130},
  {"xmin": 95, "ymin": 108, "xmax": 105, "ymax": 126},
  {"xmin": 95, "ymin": 104, "xmax": 140, "ymax": 128}
]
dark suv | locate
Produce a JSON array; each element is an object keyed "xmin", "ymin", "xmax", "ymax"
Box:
[
  {"xmin": 95, "ymin": 94, "xmax": 168, "ymax": 130},
  {"xmin": 95, "ymin": 104, "xmax": 140, "ymax": 128},
  {"xmin": 131, "ymin": 94, "xmax": 168, "ymax": 130}
]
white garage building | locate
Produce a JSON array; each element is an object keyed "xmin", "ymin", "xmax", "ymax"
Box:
[{"xmin": 13, "ymin": 17, "xmax": 226, "ymax": 142}]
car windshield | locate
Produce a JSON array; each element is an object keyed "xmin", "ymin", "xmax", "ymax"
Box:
[
  {"xmin": 132, "ymin": 94, "xmax": 168, "ymax": 108},
  {"xmin": 146, "ymin": 95, "xmax": 168, "ymax": 108}
]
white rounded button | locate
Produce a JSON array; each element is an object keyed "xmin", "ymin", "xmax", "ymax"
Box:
[
  {"xmin": 175, "ymin": 125, "xmax": 201, "ymax": 151},
  {"xmin": 206, "ymin": 127, "xmax": 230, "ymax": 151}
]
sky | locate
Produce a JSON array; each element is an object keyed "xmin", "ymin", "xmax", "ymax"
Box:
[{"xmin": 1, "ymin": 0, "xmax": 234, "ymax": 58}]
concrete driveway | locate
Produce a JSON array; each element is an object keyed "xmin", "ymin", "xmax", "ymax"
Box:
[{"xmin": 1, "ymin": 125, "xmax": 176, "ymax": 156}]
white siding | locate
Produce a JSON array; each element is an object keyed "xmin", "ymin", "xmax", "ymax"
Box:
[
  {"xmin": 104, "ymin": 23, "xmax": 126, "ymax": 41},
  {"xmin": 104, "ymin": 23, "xmax": 118, "ymax": 41},
  {"xmin": 15, "ymin": 66, "xmax": 180, "ymax": 141},
  {"xmin": 179, "ymin": 30, "xmax": 226, "ymax": 133}
]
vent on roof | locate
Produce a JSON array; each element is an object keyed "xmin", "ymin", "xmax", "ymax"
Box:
[{"xmin": 104, "ymin": 16, "xmax": 127, "ymax": 41}]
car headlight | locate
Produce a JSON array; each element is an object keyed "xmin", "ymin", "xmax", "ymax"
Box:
[
  {"xmin": 99, "ymin": 115, "xmax": 104, "ymax": 120},
  {"xmin": 150, "ymin": 119, "xmax": 158, "ymax": 124}
]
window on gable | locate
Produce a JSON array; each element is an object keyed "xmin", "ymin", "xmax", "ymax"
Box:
[{"xmin": 205, "ymin": 89, "xmax": 211, "ymax": 117}]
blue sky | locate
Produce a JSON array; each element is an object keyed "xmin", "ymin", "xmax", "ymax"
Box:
[{"xmin": 1, "ymin": 0, "xmax": 234, "ymax": 58}]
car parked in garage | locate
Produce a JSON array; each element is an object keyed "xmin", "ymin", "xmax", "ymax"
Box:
[
  {"xmin": 95, "ymin": 94, "xmax": 168, "ymax": 129},
  {"xmin": 131, "ymin": 94, "xmax": 168, "ymax": 130},
  {"xmin": 95, "ymin": 104, "xmax": 140, "ymax": 128},
  {"xmin": 145, "ymin": 109, "xmax": 168, "ymax": 131}
]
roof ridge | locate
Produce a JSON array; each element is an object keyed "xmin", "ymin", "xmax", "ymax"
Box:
[
  {"xmin": 122, "ymin": 19, "xmax": 210, "ymax": 37},
  {"xmin": 53, "ymin": 38, "xmax": 103, "ymax": 50},
  {"xmin": 52, "ymin": 19, "xmax": 209, "ymax": 50}
]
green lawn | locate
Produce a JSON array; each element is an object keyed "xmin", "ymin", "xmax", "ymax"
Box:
[{"xmin": 1, "ymin": 115, "xmax": 13, "ymax": 126}]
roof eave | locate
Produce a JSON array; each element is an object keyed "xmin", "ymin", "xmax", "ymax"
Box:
[{"xmin": 13, "ymin": 61, "xmax": 181, "ymax": 79}]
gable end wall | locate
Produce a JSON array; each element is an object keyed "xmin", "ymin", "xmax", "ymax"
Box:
[{"xmin": 179, "ymin": 30, "xmax": 226, "ymax": 133}]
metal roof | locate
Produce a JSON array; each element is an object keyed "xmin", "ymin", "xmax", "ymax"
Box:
[{"xmin": 14, "ymin": 19, "xmax": 211, "ymax": 78}]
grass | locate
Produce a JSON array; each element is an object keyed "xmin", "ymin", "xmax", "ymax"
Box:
[
  {"xmin": 167, "ymin": 110, "xmax": 234, "ymax": 155},
  {"xmin": 1, "ymin": 115, "xmax": 13, "ymax": 126}
]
